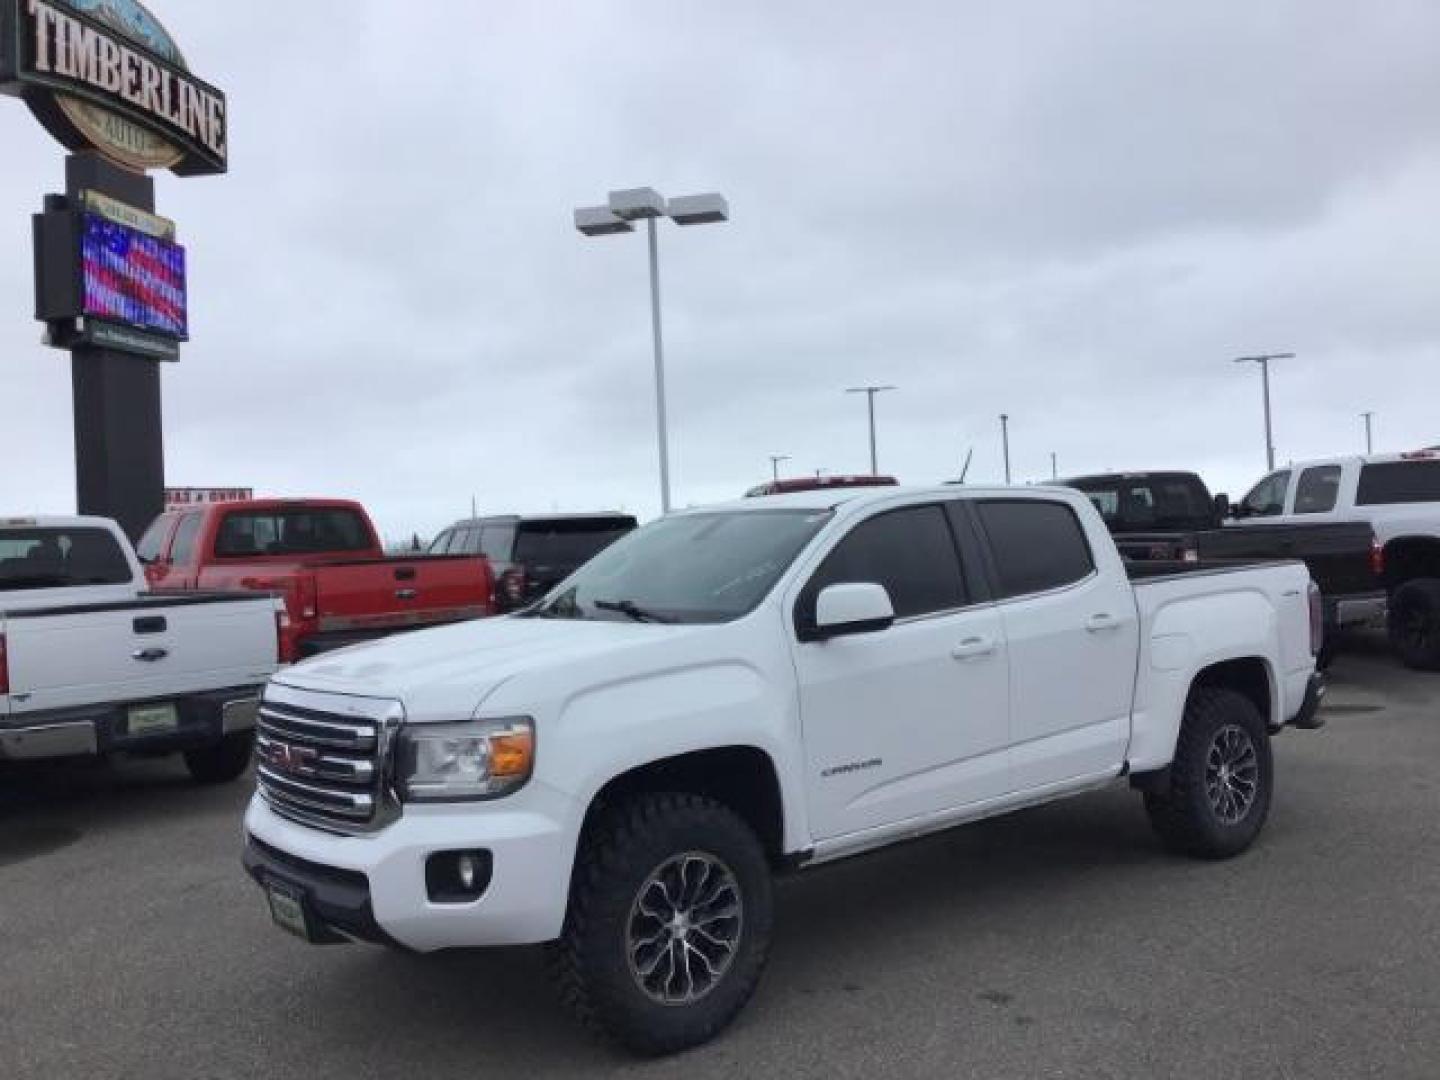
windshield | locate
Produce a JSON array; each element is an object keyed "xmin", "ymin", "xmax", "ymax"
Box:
[
  {"xmin": 530, "ymin": 508, "xmax": 833, "ymax": 624},
  {"xmin": 1067, "ymin": 475, "xmax": 1213, "ymax": 532}
]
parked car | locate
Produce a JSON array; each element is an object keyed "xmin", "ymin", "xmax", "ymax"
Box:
[
  {"xmin": 744, "ymin": 474, "xmax": 898, "ymax": 497},
  {"xmin": 1, "ymin": 515, "xmax": 280, "ymax": 781},
  {"xmin": 1232, "ymin": 451, "xmax": 1440, "ymax": 669},
  {"xmin": 1061, "ymin": 470, "xmax": 1384, "ymax": 654},
  {"xmin": 428, "ymin": 513, "xmax": 637, "ymax": 612},
  {"xmin": 243, "ymin": 485, "xmax": 1322, "ymax": 1053},
  {"xmin": 139, "ymin": 499, "xmax": 494, "ymax": 662}
]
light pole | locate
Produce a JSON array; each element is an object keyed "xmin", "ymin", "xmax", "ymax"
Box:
[
  {"xmin": 1361, "ymin": 411, "xmax": 1374, "ymax": 454},
  {"xmin": 575, "ymin": 188, "xmax": 729, "ymax": 514},
  {"xmin": 1234, "ymin": 352, "xmax": 1294, "ymax": 471},
  {"xmin": 845, "ymin": 385, "xmax": 896, "ymax": 475},
  {"xmin": 768, "ymin": 454, "xmax": 790, "ymax": 482},
  {"xmin": 1050, "ymin": 451, "xmax": 1057, "ymax": 480},
  {"xmin": 1000, "ymin": 414, "xmax": 1012, "ymax": 484}
]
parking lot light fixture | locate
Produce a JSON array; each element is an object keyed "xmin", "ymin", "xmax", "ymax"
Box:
[
  {"xmin": 575, "ymin": 187, "xmax": 730, "ymax": 514},
  {"xmin": 1234, "ymin": 353, "xmax": 1295, "ymax": 471},
  {"xmin": 769, "ymin": 454, "xmax": 790, "ymax": 482}
]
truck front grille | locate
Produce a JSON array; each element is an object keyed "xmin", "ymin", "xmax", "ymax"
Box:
[{"xmin": 254, "ymin": 688, "xmax": 400, "ymax": 834}]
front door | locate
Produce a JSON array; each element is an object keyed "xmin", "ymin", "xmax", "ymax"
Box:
[{"xmin": 791, "ymin": 503, "xmax": 1011, "ymax": 841}]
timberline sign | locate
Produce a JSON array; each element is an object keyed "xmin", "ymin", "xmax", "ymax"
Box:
[{"xmin": 0, "ymin": 0, "xmax": 227, "ymax": 175}]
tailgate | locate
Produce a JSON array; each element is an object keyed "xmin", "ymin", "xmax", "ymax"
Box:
[
  {"xmin": 1200, "ymin": 523, "xmax": 1377, "ymax": 595},
  {"xmin": 4, "ymin": 596, "xmax": 279, "ymax": 716},
  {"xmin": 312, "ymin": 557, "xmax": 491, "ymax": 634}
]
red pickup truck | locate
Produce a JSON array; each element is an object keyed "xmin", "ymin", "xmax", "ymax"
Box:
[{"xmin": 137, "ymin": 499, "xmax": 493, "ymax": 662}]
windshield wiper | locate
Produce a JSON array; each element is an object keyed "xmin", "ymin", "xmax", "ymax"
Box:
[{"xmin": 593, "ymin": 598, "xmax": 675, "ymax": 624}]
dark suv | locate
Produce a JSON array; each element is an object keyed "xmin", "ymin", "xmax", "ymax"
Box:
[{"xmin": 429, "ymin": 513, "xmax": 638, "ymax": 612}]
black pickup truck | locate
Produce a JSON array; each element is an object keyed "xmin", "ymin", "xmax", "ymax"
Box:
[{"xmin": 1059, "ymin": 471, "xmax": 1385, "ymax": 651}]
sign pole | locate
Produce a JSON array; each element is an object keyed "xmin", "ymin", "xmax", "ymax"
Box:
[{"xmin": 64, "ymin": 152, "xmax": 165, "ymax": 542}]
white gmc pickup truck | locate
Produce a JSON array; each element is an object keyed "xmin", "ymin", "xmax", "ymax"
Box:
[
  {"xmin": 243, "ymin": 486, "xmax": 1324, "ymax": 1053},
  {"xmin": 2, "ymin": 516, "xmax": 280, "ymax": 780}
]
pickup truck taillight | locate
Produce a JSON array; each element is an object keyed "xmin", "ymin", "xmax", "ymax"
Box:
[
  {"xmin": 1308, "ymin": 580, "xmax": 1323, "ymax": 657},
  {"xmin": 0, "ymin": 633, "xmax": 9, "ymax": 695},
  {"xmin": 500, "ymin": 567, "xmax": 527, "ymax": 609},
  {"xmin": 1370, "ymin": 538, "xmax": 1385, "ymax": 580}
]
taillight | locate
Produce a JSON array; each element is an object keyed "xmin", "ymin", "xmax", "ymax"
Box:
[
  {"xmin": 1370, "ymin": 538, "xmax": 1385, "ymax": 580},
  {"xmin": 1181, "ymin": 544, "xmax": 1199, "ymax": 564},
  {"xmin": 500, "ymin": 567, "xmax": 527, "ymax": 607},
  {"xmin": 1308, "ymin": 580, "xmax": 1324, "ymax": 657},
  {"xmin": 0, "ymin": 633, "xmax": 9, "ymax": 695},
  {"xmin": 297, "ymin": 574, "xmax": 318, "ymax": 620}
]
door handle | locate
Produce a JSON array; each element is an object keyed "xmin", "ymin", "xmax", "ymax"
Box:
[
  {"xmin": 1085, "ymin": 613, "xmax": 1120, "ymax": 633},
  {"xmin": 395, "ymin": 588, "xmax": 418, "ymax": 601},
  {"xmin": 951, "ymin": 636, "xmax": 996, "ymax": 660},
  {"xmin": 132, "ymin": 648, "xmax": 169, "ymax": 662}
]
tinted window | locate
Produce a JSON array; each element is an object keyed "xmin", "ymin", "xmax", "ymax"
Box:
[
  {"xmin": 975, "ymin": 500, "xmax": 1094, "ymax": 598},
  {"xmin": 514, "ymin": 519, "xmax": 636, "ymax": 570},
  {"xmin": 1357, "ymin": 460, "xmax": 1440, "ymax": 505},
  {"xmin": 1067, "ymin": 475, "xmax": 1212, "ymax": 531},
  {"xmin": 533, "ymin": 509, "xmax": 832, "ymax": 625},
  {"xmin": 214, "ymin": 509, "xmax": 372, "ymax": 557},
  {"xmin": 801, "ymin": 505, "xmax": 966, "ymax": 623},
  {"xmin": 1294, "ymin": 466, "xmax": 1342, "ymax": 514},
  {"xmin": 135, "ymin": 515, "xmax": 172, "ymax": 562},
  {"xmin": 0, "ymin": 527, "xmax": 133, "ymax": 590},
  {"xmin": 479, "ymin": 524, "xmax": 516, "ymax": 561},
  {"xmin": 168, "ymin": 514, "xmax": 202, "ymax": 564},
  {"xmin": 1241, "ymin": 471, "xmax": 1290, "ymax": 517}
]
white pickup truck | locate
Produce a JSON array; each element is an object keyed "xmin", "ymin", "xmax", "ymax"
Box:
[
  {"xmin": 1234, "ymin": 451, "xmax": 1440, "ymax": 669},
  {"xmin": 1, "ymin": 516, "xmax": 281, "ymax": 781},
  {"xmin": 242, "ymin": 486, "xmax": 1323, "ymax": 1053}
]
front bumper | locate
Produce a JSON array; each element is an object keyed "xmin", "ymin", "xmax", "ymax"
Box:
[
  {"xmin": 242, "ymin": 783, "xmax": 579, "ymax": 951},
  {"xmin": 0, "ymin": 688, "xmax": 260, "ymax": 761}
]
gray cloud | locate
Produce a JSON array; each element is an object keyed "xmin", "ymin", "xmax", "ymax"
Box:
[{"xmin": 3, "ymin": 0, "xmax": 1439, "ymax": 543}]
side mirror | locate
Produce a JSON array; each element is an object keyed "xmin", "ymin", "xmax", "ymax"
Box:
[
  {"xmin": 1212, "ymin": 493, "xmax": 1231, "ymax": 521},
  {"xmin": 807, "ymin": 582, "xmax": 895, "ymax": 641}
]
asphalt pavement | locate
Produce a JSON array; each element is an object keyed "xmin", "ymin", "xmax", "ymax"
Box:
[{"xmin": 2, "ymin": 630, "xmax": 1437, "ymax": 1079}]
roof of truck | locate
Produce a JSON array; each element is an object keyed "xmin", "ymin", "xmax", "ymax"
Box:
[{"xmin": 700, "ymin": 484, "xmax": 1077, "ymax": 514}]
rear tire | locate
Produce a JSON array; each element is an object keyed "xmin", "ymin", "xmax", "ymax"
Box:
[
  {"xmin": 549, "ymin": 792, "xmax": 773, "ymax": 1055},
  {"xmin": 183, "ymin": 732, "xmax": 253, "ymax": 784},
  {"xmin": 1388, "ymin": 578, "xmax": 1440, "ymax": 671},
  {"xmin": 1144, "ymin": 687, "xmax": 1273, "ymax": 859}
]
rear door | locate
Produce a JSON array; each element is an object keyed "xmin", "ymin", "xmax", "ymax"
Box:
[
  {"xmin": 792, "ymin": 501, "xmax": 1011, "ymax": 840},
  {"xmin": 970, "ymin": 496, "xmax": 1138, "ymax": 792}
]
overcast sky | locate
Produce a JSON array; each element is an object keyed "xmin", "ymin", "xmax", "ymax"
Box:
[{"xmin": 3, "ymin": 1, "xmax": 1439, "ymax": 543}]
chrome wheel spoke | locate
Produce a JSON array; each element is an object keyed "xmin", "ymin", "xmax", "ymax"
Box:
[
  {"xmin": 1204, "ymin": 723, "xmax": 1260, "ymax": 825},
  {"xmin": 627, "ymin": 850, "xmax": 744, "ymax": 1006}
]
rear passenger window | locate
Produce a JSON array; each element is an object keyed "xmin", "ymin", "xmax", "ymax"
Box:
[
  {"xmin": 975, "ymin": 500, "xmax": 1094, "ymax": 598},
  {"xmin": 800, "ymin": 505, "xmax": 966, "ymax": 624},
  {"xmin": 1294, "ymin": 466, "xmax": 1341, "ymax": 514},
  {"xmin": 1356, "ymin": 460, "xmax": 1440, "ymax": 505}
]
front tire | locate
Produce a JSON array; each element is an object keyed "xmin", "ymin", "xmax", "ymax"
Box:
[
  {"xmin": 1144, "ymin": 687, "xmax": 1273, "ymax": 859},
  {"xmin": 550, "ymin": 792, "xmax": 774, "ymax": 1055},
  {"xmin": 183, "ymin": 732, "xmax": 253, "ymax": 784},
  {"xmin": 1388, "ymin": 578, "xmax": 1440, "ymax": 670}
]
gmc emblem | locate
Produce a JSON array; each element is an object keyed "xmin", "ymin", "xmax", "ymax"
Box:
[{"xmin": 264, "ymin": 740, "xmax": 319, "ymax": 776}]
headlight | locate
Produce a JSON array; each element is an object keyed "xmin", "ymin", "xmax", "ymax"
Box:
[{"xmin": 396, "ymin": 717, "xmax": 534, "ymax": 802}]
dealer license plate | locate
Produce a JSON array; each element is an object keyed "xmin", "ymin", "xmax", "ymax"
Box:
[{"xmin": 126, "ymin": 702, "xmax": 179, "ymax": 736}]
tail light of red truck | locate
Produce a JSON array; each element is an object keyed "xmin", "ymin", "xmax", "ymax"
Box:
[
  {"xmin": 1308, "ymin": 580, "xmax": 1323, "ymax": 657},
  {"xmin": 499, "ymin": 566, "xmax": 527, "ymax": 609}
]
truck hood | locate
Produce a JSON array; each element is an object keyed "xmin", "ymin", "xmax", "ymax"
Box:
[{"xmin": 271, "ymin": 615, "xmax": 694, "ymax": 718}]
